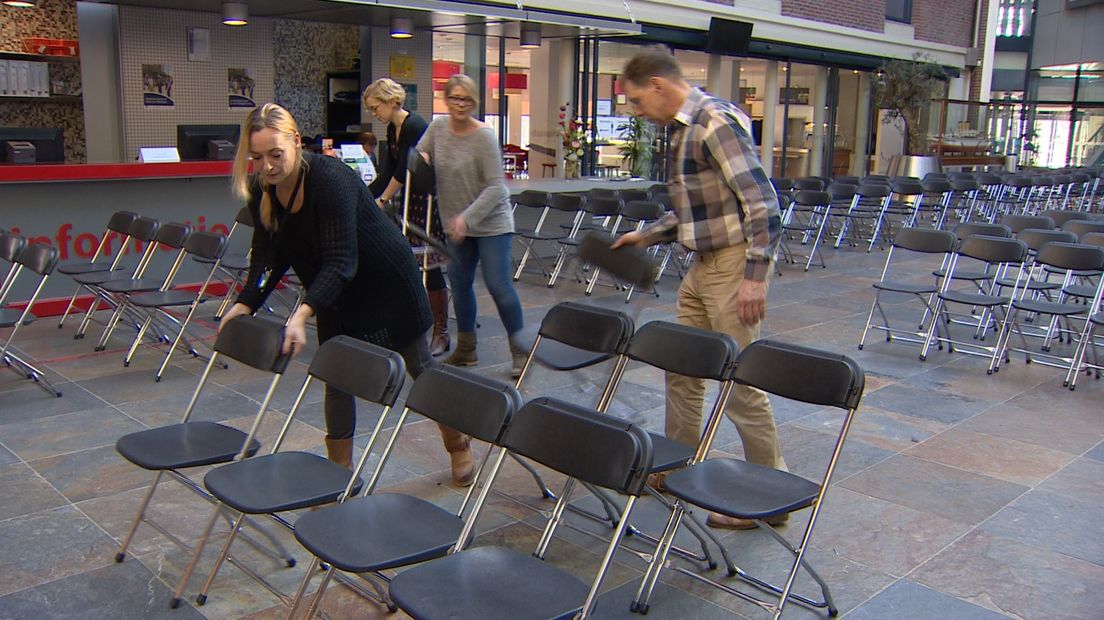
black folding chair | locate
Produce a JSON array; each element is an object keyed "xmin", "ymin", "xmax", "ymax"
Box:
[
  {"xmin": 55, "ymin": 210, "xmax": 138, "ymax": 328},
  {"xmin": 389, "ymin": 396, "xmax": 654, "ymax": 620},
  {"xmin": 287, "ymin": 365, "xmax": 520, "ymax": 617},
  {"xmin": 632, "ymin": 340, "xmax": 865, "ymax": 620},
  {"xmin": 178, "ymin": 336, "xmax": 407, "ymax": 608},
  {"xmin": 112, "ymin": 316, "xmax": 292, "ymax": 606},
  {"xmin": 0, "ymin": 238, "xmax": 62, "ymax": 396}
]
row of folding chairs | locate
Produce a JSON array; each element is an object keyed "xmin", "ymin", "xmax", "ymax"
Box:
[
  {"xmin": 511, "ymin": 187, "xmax": 680, "ymax": 301},
  {"xmin": 860, "ymin": 221, "xmax": 1104, "ymax": 389},
  {"xmin": 0, "ymin": 230, "xmax": 62, "ymax": 396},
  {"xmin": 113, "ymin": 305, "xmax": 865, "ymax": 619}
]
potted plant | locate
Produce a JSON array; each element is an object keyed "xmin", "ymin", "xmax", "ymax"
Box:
[
  {"xmin": 873, "ymin": 53, "xmax": 945, "ymax": 177},
  {"xmin": 558, "ymin": 103, "xmax": 587, "ymax": 179},
  {"xmin": 617, "ymin": 113, "xmax": 656, "ymax": 179}
]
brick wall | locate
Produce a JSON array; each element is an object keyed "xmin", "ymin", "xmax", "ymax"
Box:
[
  {"xmin": 781, "ymin": 0, "xmax": 886, "ymax": 33},
  {"xmin": 914, "ymin": 0, "xmax": 977, "ymax": 47}
]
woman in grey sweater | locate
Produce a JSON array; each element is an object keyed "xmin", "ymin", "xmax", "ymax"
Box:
[{"xmin": 416, "ymin": 74, "xmax": 525, "ymax": 377}]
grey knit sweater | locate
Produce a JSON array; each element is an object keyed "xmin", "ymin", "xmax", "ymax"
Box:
[{"xmin": 416, "ymin": 117, "xmax": 514, "ymax": 237}]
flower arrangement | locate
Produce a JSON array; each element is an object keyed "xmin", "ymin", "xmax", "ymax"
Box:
[{"xmin": 558, "ymin": 102, "xmax": 587, "ymax": 178}]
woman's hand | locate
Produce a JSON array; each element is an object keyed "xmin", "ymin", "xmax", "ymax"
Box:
[
  {"xmin": 448, "ymin": 215, "xmax": 467, "ymax": 242},
  {"xmin": 282, "ymin": 303, "xmax": 314, "ymax": 357},
  {"xmin": 218, "ymin": 303, "xmax": 252, "ymax": 334}
]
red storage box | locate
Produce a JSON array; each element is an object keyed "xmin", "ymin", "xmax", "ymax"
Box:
[{"xmin": 22, "ymin": 37, "xmax": 80, "ymax": 57}]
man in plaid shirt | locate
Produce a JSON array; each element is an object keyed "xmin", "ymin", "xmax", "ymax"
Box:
[{"xmin": 614, "ymin": 48, "xmax": 788, "ymax": 529}]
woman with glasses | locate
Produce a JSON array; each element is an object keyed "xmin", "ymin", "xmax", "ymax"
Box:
[
  {"xmin": 362, "ymin": 78, "xmax": 451, "ymax": 358},
  {"xmin": 416, "ymin": 74, "xmax": 526, "ymax": 378},
  {"xmin": 222, "ymin": 103, "xmax": 478, "ymax": 488}
]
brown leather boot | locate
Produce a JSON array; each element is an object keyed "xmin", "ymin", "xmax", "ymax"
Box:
[
  {"xmin": 440, "ymin": 425, "xmax": 475, "ymax": 487},
  {"xmin": 324, "ymin": 437, "xmax": 353, "ymax": 470},
  {"xmin": 510, "ymin": 341, "xmax": 528, "ymax": 379},
  {"xmin": 444, "ymin": 332, "xmax": 477, "ymax": 367},
  {"xmin": 427, "ymin": 287, "xmax": 451, "ymax": 356}
]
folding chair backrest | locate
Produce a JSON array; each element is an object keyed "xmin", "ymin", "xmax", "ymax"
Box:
[
  {"xmin": 957, "ymin": 234, "xmax": 1028, "ymax": 264},
  {"xmin": 107, "ymin": 210, "xmax": 140, "ymax": 235},
  {"xmin": 184, "ymin": 230, "xmax": 228, "ymax": 261},
  {"xmin": 857, "ymin": 183, "xmax": 891, "ymax": 198},
  {"xmin": 892, "ymin": 227, "xmax": 956, "ymax": 253},
  {"xmin": 834, "ymin": 175, "xmax": 860, "ymax": 185},
  {"xmin": 827, "ymin": 183, "xmax": 857, "ymax": 200},
  {"xmin": 309, "ymin": 335, "xmax": 406, "ymax": 406},
  {"xmin": 625, "ymin": 321, "xmax": 738, "ymax": 380},
  {"xmin": 1040, "ymin": 209, "xmax": 1091, "ymax": 228},
  {"xmin": 505, "ymin": 397, "xmax": 653, "ymax": 496},
  {"xmin": 794, "ymin": 190, "xmax": 829, "ymax": 207},
  {"xmin": 0, "ymin": 232, "xmax": 25, "ymax": 263},
  {"xmin": 619, "ymin": 189, "xmax": 651, "ymax": 204},
  {"xmin": 921, "ymin": 179, "xmax": 951, "ymax": 194},
  {"xmin": 513, "ymin": 190, "xmax": 549, "ymax": 209},
  {"xmin": 214, "ymin": 316, "xmax": 292, "ymax": 373},
  {"xmin": 1002, "ymin": 214, "xmax": 1055, "ymax": 233},
  {"xmin": 234, "ymin": 206, "xmax": 254, "ymax": 226},
  {"xmin": 621, "ymin": 200, "xmax": 664, "ymax": 222},
  {"xmin": 954, "ymin": 221, "xmax": 1011, "ymax": 240},
  {"xmin": 1034, "ymin": 242, "xmax": 1104, "ymax": 272},
  {"xmin": 128, "ymin": 216, "xmax": 161, "ymax": 244},
  {"xmin": 1082, "ymin": 232, "xmax": 1104, "ymax": 248},
  {"xmin": 17, "ymin": 242, "xmax": 60, "ymax": 276},
  {"xmin": 892, "ymin": 179, "xmax": 924, "ymax": 195},
  {"xmin": 1017, "ymin": 228, "xmax": 1076, "ymax": 252},
  {"xmin": 733, "ymin": 340, "xmax": 864, "ymax": 410},
  {"xmin": 548, "ymin": 193, "xmax": 584, "ymax": 212},
  {"xmin": 535, "ymin": 301, "xmax": 634, "ymax": 355},
  {"xmin": 1063, "ymin": 219, "xmax": 1104, "ymax": 237},
  {"xmin": 951, "ymin": 178, "xmax": 979, "ymax": 192},
  {"xmin": 405, "ymin": 365, "xmax": 521, "ymax": 444},
  {"xmin": 155, "ymin": 222, "xmax": 192, "ymax": 250},
  {"xmin": 794, "ymin": 178, "xmax": 824, "ymax": 191},
  {"xmin": 586, "ymin": 196, "xmax": 623, "ymax": 217}
]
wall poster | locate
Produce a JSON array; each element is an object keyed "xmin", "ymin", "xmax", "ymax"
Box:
[
  {"xmin": 228, "ymin": 68, "xmax": 256, "ymax": 108},
  {"xmin": 390, "ymin": 55, "xmax": 415, "ymax": 80},
  {"xmin": 142, "ymin": 63, "xmax": 174, "ymax": 106}
]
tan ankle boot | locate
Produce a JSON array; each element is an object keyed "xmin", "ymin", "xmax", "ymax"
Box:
[
  {"xmin": 427, "ymin": 288, "xmax": 450, "ymax": 356},
  {"xmin": 440, "ymin": 425, "xmax": 475, "ymax": 486},
  {"xmin": 444, "ymin": 332, "xmax": 477, "ymax": 367},
  {"xmin": 324, "ymin": 437, "xmax": 353, "ymax": 470}
]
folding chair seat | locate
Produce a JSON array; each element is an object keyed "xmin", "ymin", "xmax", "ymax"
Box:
[
  {"xmin": 113, "ymin": 316, "xmax": 292, "ymax": 593},
  {"xmin": 858, "ymin": 227, "xmax": 957, "ymax": 353},
  {"xmin": 121, "ymin": 230, "xmax": 229, "ymax": 380},
  {"xmin": 632, "ymin": 340, "xmax": 865, "ymax": 618},
  {"xmin": 548, "ymin": 195, "xmax": 624, "ymax": 288},
  {"xmin": 287, "ymin": 364, "xmax": 521, "ymax": 617},
  {"xmin": 620, "ymin": 199, "xmax": 666, "ymax": 302},
  {"xmin": 178, "ymin": 336, "xmax": 408, "ymax": 608},
  {"xmin": 511, "ymin": 190, "xmax": 562, "ymax": 281},
  {"xmin": 0, "ymin": 237, "xmax": 63, "ymax": 396},
  {"xmin": 71, "ymin": 215, "xmax": 162, "ymax": 341},
  {"xmin": 55, "ymin": 210, "xmax": 138, "ymax": 328},
  {"xmin": 992, "ymin": 241, "xmax": 1104, "ymax": 381},
  {"xmin": 389, "ymin": 396, "xmax": 654, "ymax": 620},
  {"xmin": 780, "ymin": 189, "xmax": 831, "ymax": 271},
  {"xmin": 920, "ymin": 234, "xmax": 1029, "ymax": 366}
]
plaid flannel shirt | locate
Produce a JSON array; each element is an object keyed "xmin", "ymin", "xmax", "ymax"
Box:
[{"xmin": 645, "ymin": 88, "xmax": 781, "ymax": 282}]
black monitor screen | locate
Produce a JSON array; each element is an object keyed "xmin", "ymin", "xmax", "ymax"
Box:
[
  {"xmin": 705, "ymin": 17, "xmax": 753, "ymax": 57},
  {"xmin": 0, "ymin": 127, "xmax": 65, "ymax": 163},
  {"xmin": 176, "ymin": 124, "xmax": 241, "ymax": 161}
]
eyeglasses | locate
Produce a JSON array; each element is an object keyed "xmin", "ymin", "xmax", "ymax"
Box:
[
  {"xmin": 446, "ymin": 95, "xmax": 475, "ymax": 106},
  {"xmin": 366, "ymin": 101, "xmax": 387, "ymax": 113}
]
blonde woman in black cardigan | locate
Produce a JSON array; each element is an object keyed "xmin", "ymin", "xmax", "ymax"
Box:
[{"xmin": 222, "ymin": 103, "xmax": 476, "ymax": 486}]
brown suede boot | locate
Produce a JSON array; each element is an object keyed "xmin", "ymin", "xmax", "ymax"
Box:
[
  {"xmin": 444, "ymin": 332, "xmax": 477, "ymax": 367},
  {"xmin": 440, "ymin": 425, "xmax": 475, "ymax": 486},
  {"xmin": 510, "ymin": 341, "xmax": 528, "ymax": 379},
  {"xmin": 427, "ymin": 287, "xmax": 451, "ymax": 357},
  {"xmin": 324, "ymin": 437, "xmax": 353, "ymax": 470}
]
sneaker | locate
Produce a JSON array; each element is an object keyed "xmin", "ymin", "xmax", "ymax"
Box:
[{"xmin": 706, "ymin": 512, "xmax": 790, "ymax": 530}]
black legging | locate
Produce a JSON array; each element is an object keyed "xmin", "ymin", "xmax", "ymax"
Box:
[
  {"xmin": 425, "ymin": 265, "xmax": 446, "ymax": 292},
  {"xmin": 318, "ymin": 319, "xmax": 436, "ymax": 440}
]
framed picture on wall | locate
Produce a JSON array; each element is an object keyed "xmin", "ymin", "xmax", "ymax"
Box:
[
  {"xmin": 390, "ymin": 55, "xmax": 415, "ymax": 80},
  {"xmin": 187, "ymin": 28, "xmax": 210, "ymax": 62},
  {"xmin": 142, "ymin": 64, "xmax": 174, "ymax": 107},
  {"xmin": 228, "ymin": 68, "xmax": 256, "ymax": 108}
]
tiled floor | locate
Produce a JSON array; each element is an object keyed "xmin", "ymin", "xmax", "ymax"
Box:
[{"xmin": 1, "ymin": 237, "xmax": 1102, "ymax": 619}]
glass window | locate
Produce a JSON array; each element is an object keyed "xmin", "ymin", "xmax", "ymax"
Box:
[{"xmin": 886, "ymin": 0, "xmax": 913, "ymax": 23}]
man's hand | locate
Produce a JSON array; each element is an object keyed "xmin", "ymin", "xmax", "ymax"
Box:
[
  {"xmin": 734, "ymin": 279, "xmax": 767, "ymax": 325},
  {"xmin": 611, "ymin": 230, "xmax": 648, "ymax": 250},
  {"xmin": 218, "ymin": 303, "xmax": 252, "ymax": 334},
  {"xmin": 448, "ymin": 215, "xmax": 467, "ymax": 243}
]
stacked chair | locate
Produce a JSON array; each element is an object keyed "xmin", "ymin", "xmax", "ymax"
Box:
[
  {"xmin": 55, "ymin": 210, "xmax": 138, "ymax": 329},
  {"xmin": 0, "ymin": 232, "xmax": 62, "ymax": 396}
]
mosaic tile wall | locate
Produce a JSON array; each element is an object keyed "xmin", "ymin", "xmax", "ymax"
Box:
[
  {"xmin": 117, "ymin": 6, "xmax": 275, "ymax": 161},
  {"xmin": 273, "ymin": 19, "xmax": 359, "ymax": 139},
  {"xmin": 0, "ymin": 0, "xmax": 85, "ymax": 163}
]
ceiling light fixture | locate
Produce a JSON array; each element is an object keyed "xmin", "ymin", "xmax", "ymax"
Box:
[
  {"xmin": 3, "ymin": 0, "xmax": 36, "ymax": 7},
  {"xmin": 221, "ymin": 1, "xmax": 248, "ymax": 26},
  {"xmin": 519, "ymin": 22, "xmax": 541, "ymax": 49},
  {"xmin": 390, "ymin": 16, "xmax": 414, "ymax": 39}
]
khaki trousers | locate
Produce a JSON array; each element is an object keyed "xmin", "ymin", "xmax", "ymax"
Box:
[{"xmin": 665, "ymin": 243, "xmax": 787, "ymax": 470}]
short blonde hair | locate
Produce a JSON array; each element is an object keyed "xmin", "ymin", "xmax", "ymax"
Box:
[
  {"xmin": 231, "ymin": 103, "xmax": 304, "ymax": 231},
  {"xmin": 362, "ymin": 78, "xmax": 407, "ymax": 107},
  {"xmin": 444, "ymin": 74, "xmax": 480, "ymax": 109}
]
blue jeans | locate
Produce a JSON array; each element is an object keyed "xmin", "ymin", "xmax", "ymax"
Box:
[{"xmin": 447, "ymin": 234, "xmax": 524, "ymax": 336}]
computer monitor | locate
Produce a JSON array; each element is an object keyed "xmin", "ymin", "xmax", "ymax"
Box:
[
  {"xmin": 0, "ymin": 127, "xmax": 65, "ymax": 163},
  {"xmin": 176, "ymin": 124, "xmax": 241, "ymax": 161}
]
